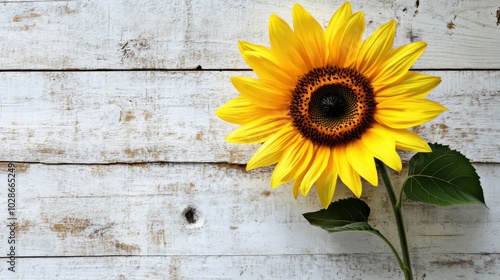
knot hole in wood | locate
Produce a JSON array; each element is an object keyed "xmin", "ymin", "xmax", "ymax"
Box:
[{"xmin": 183, "ymin": 206, "xmax": 197, "ymax": 224}]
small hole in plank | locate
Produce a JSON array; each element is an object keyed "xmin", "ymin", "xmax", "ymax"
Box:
[{"xmin": 183, "ymin": 207, "xmax": 197, "ymax": 224}]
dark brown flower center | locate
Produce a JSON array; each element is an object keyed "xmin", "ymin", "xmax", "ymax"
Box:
[{"xmin": 290, "ymin": 66, "xmax": 376, "ymax": 147}]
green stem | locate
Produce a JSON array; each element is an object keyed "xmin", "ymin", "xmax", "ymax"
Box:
[
  {"xmin": 376, "ymin": 160, "xmax": 413, "ymax": 280},
  {"xmin": 372, "ymin": 231, "xmax": 405, "ymax": 271}
]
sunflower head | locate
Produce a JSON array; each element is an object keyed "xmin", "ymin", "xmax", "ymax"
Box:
[{"xmin": 216, "ymin": 2, "xmax": 446, "ymax": 208}]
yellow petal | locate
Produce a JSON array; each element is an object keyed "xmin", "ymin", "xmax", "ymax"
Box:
[
  {"xmin": 230, "ymin": 76, "xmax": 291, "ymax": 109},
  {"xmin": 346, "ymin": 140, "xmax": 378, "ymax": 186},
  {"xmin": 238, "ymin": 39, "xmax": 265, "ymax": 52},
  {"xmin": 292, "ymin": 172, "xmax": 306, "ymax": 199},
  {"xmin": 375, "ymin": 71, "xmax": 441, "ymax": 102},
  {"xmin": 356, "ymin": 20, "xmax": 396, "ymax": 79},
  {"xmin": 268, "ymin": 14, "xmax": 308, "ymax": 76},
  {"xmin": 246, "ymin": 123, "xmax": 297, "ymax": 170},
  {"xmin": 299, "ymin": 145, "xmax": 330, "ymax": 196},
  {"xmin": 216, "ymin": 97, "xmax": 278, "ymax": 125},
  {"xmin": 226, "ymin": 115, "xmax": 290, "ymax": 144},
  {"xmin": 271, "ymin": 138, "xmax": 313, "ymax": 187},
  {"xmin": 372, "ymin": 41, "xmax": 427, "ymax": 87},
  {"xmin": 292, "ymin": 3, "xmax": 326, "ymax": 69},
  {"xmin": 384, "ymin": 127, "xmax": 432, "ymax": 152},
  {"xmin": 361, "ymin": 125, "xmax": 402, "ymax": 171},
  {"xmin": 239, "ymin": 41, "xmax": 297, "ymax": 88},
  {"xmin": 328, "ymin": 12, "xmax": 365, "ymax": 68},
  {"xmin": 375, "ymin": 99, "xmax": 448, "ymax": 129},
  {"xmin": 333, "ymin": 146, "xmax": 363, "ymax": 197},
  {"xmin": 315, "ymin": 152, "xmax": 339, "ymax": 208},
  {"xmin": 325, "ymin": 2, "xmax": 353, "ymax": 45}
]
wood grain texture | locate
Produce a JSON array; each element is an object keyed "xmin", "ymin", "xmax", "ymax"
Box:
[
  {"xmin": 2, "ymin": 254, "xmax": 500, "ymax": 279},
  {"xmin": 0, "ymin": 70, "xmax": 498, "ymax": 164},
  {"xmin": 0, "ymin": 163, "xmax": 497, "ymax": 279},
  {"xmin": 0, "ymin": 0, "xmax": 499, "ymax": 70},
  {"xmin": 0, "ymin": 0, "xmax": 498, "ymax": 279}
]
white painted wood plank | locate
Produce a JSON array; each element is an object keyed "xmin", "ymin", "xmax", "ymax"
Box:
[
  {"xmin": 0, "ymin": 0, "xmax": 499, "ymax": 69},
  {"xmin": 1, "ymin": 254, "xmax": 499, "ymax": 279},
  {"xmin": 0, "ymin": 71, "xmax": 498, "ymax": 164},
  {"xmin": 0, "ymin": 163, "xmax": 498, "ymax": 278},
  {"xmin": 0, "ymin": 163, "xmax": 496, "ymax": 258},
  {"xmin": 1, "ymin": 0, "xmax": 71, "ymax": 3}
]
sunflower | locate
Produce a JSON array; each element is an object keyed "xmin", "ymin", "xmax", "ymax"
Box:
[{"xmin": 216, "ymin": 2, "xmax": 446, "ymax": 208}]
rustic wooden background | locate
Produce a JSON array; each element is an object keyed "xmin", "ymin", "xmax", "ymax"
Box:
[{"xmin": 0, "ymin": 0, "xmax": 499, "ymax": 279}]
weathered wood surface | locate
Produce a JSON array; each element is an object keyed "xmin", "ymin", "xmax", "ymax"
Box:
[
  {"xmin": 0, "ymin": 163, "xmax": 496, "ymax": 255},
  {"xmin": 0, "ymin": 0, "xmax": 499, "ymax": 69},
  {"xmin": 5, "ymin": 254, "xmax": 500, "ymax": 279},
  {"xmin": 0, "ymin": 71, "xmax": 498, "ymax": 164},
  {"xmin": 0, "ymin": 163, "xmax": 498, "ymax": 279},
  {"xmin": 0, "ymin": 0, "xmax": 498, "ymax": 279}
]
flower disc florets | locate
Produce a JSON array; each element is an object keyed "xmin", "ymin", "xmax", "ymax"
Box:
[{"xmin": 290, "ymin": 66, "xmax": 375, "ymax": 147}]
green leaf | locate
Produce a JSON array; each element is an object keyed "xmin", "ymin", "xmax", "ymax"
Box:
[
  {"xmin": 403, "ymin": 143, "xmax": 485, "ymax": 207},
  {"xmin": 303, "ymin": 197, "xmax": 376, "ymax": 233}
]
